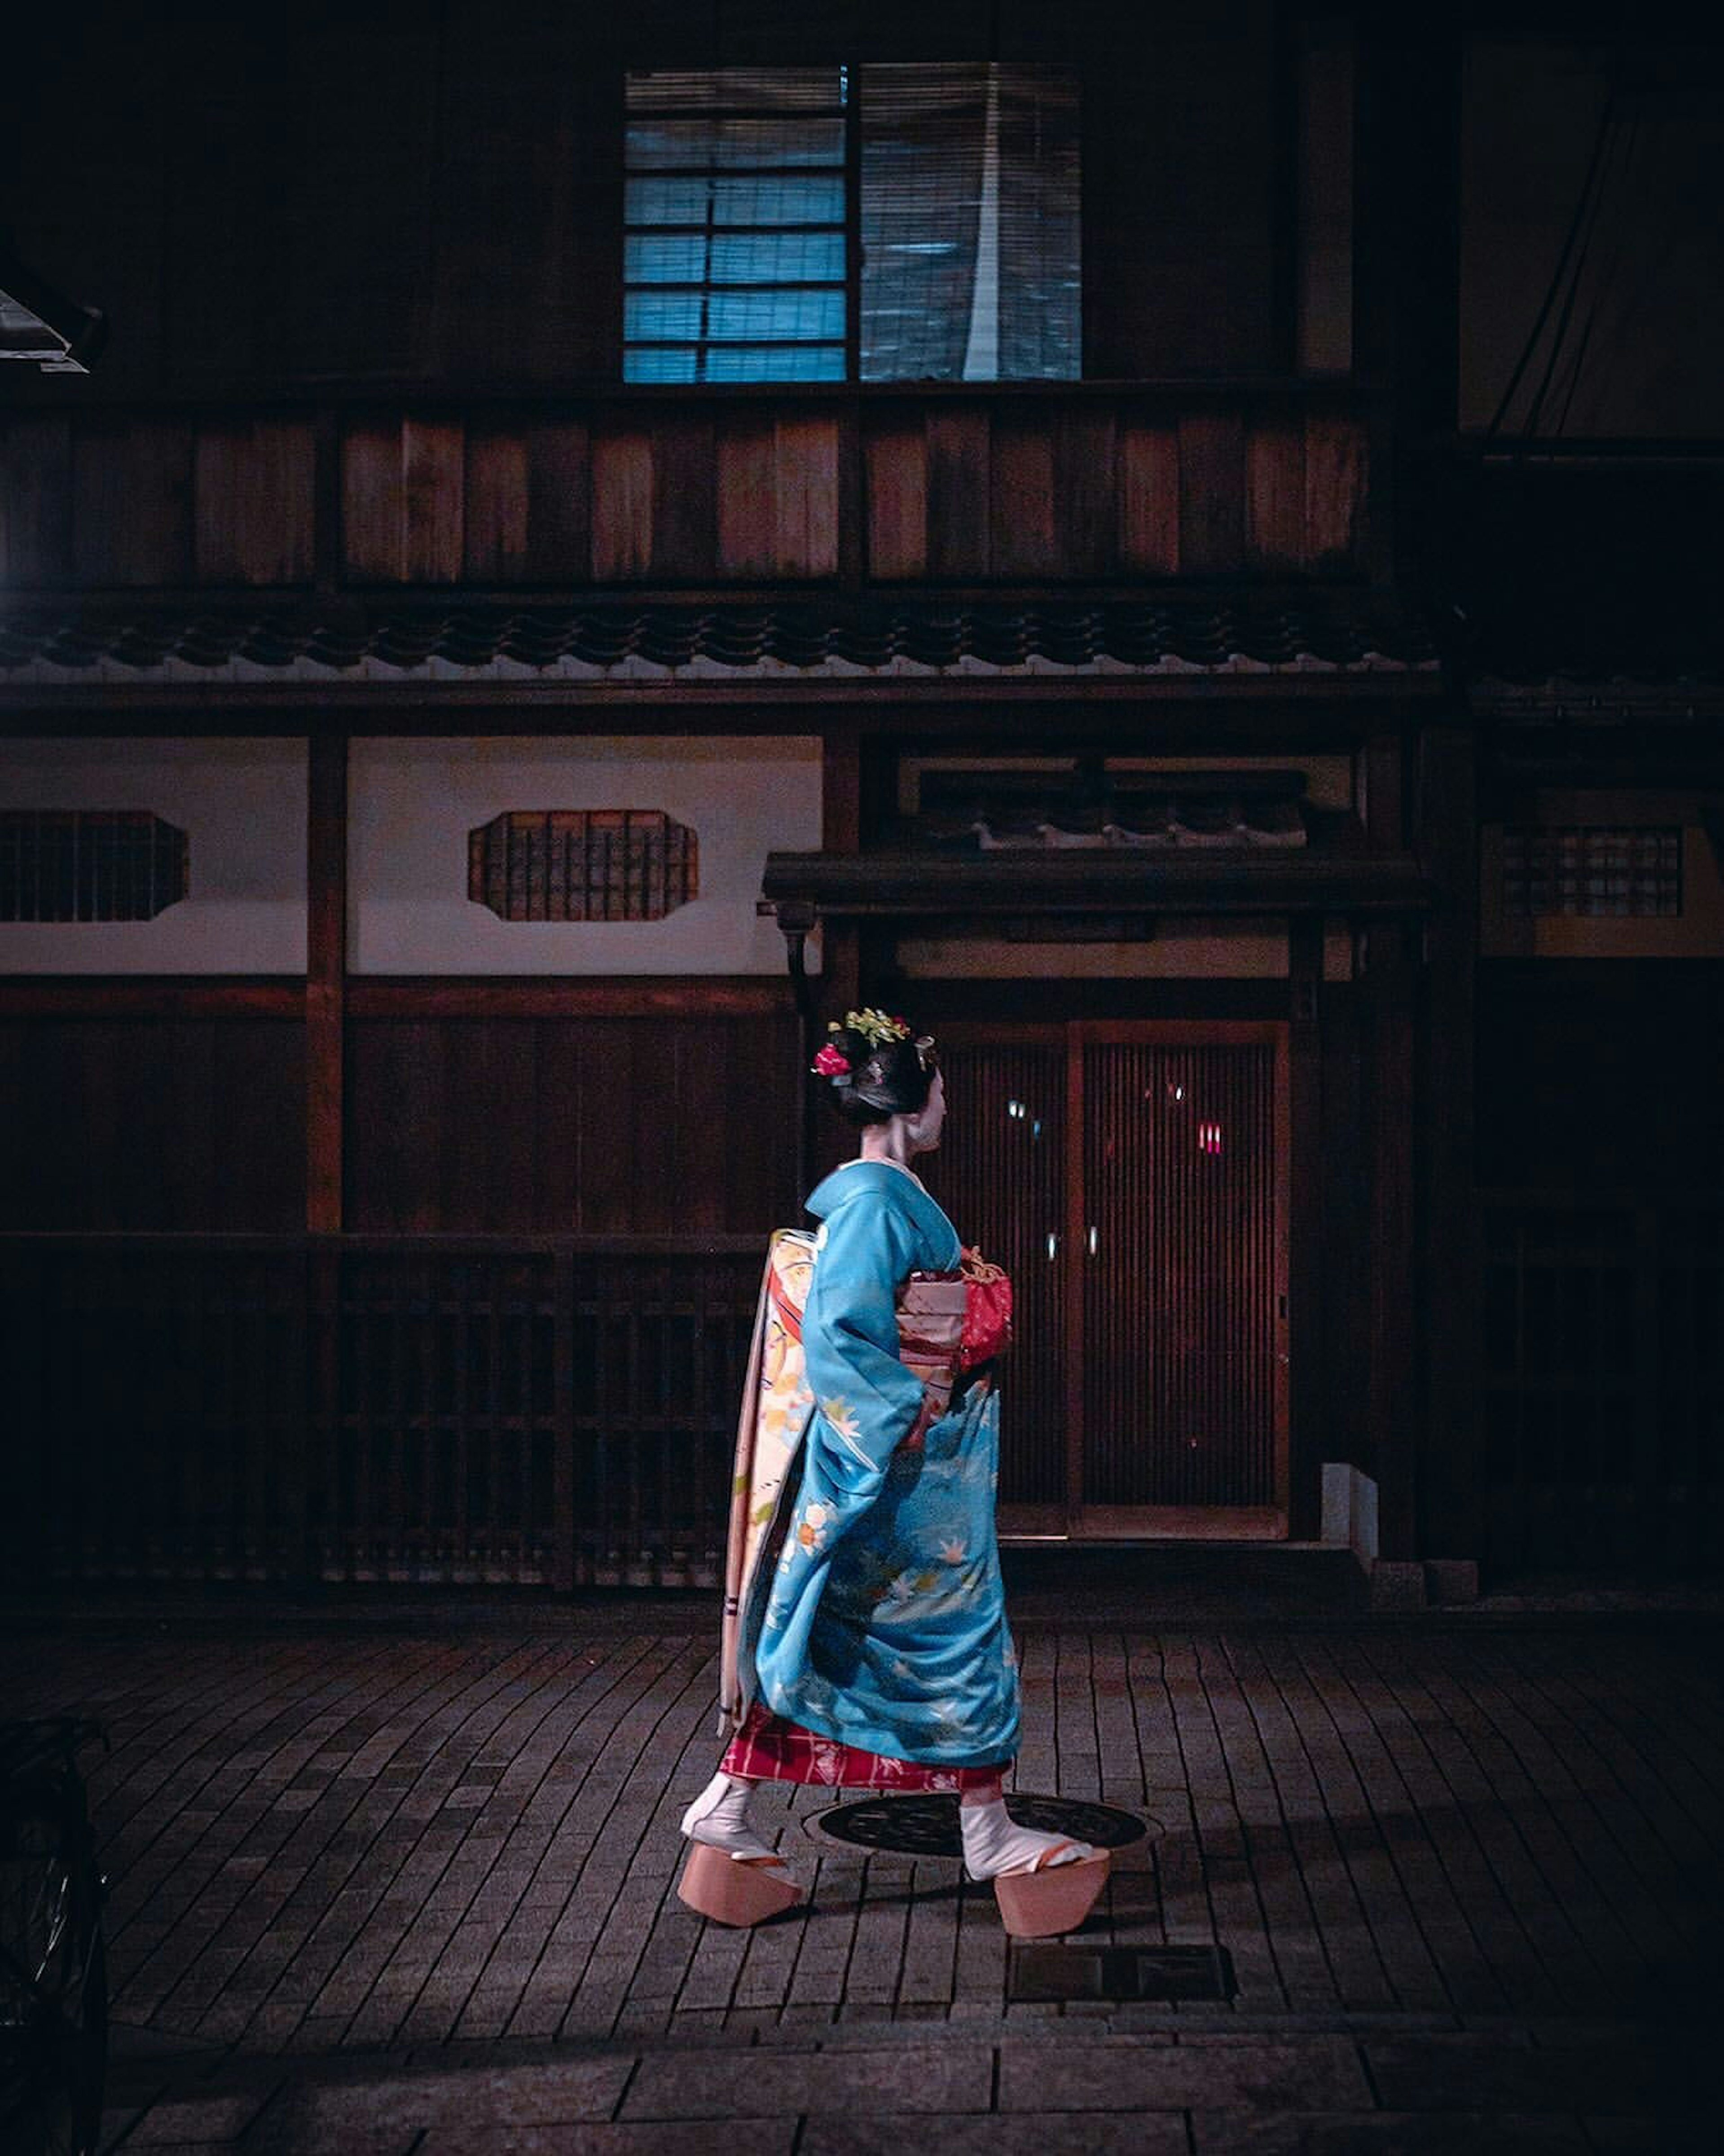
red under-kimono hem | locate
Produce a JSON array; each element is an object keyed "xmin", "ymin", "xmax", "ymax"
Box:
[{"xmin": 720, "ymin": 1701, "xmax": 1008, "ymax": 1790}]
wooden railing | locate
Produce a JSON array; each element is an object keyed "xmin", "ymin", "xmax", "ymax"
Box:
[
  {"xmin": 1478, "ymin": 1196, "xmax": 1724, "ymax": 1575},
  {"xmin": 0, "ymin": 383, "xmax": 1368, "ymax": 593},
  {"xmin": 1, "ymin": 1235, "xmax": 762, "ymax": 1590}
]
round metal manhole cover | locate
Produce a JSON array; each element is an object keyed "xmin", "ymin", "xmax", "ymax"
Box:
[{"xmin": 806, "ymin": 1792, "xmax": 1152, "ymax": 1856}]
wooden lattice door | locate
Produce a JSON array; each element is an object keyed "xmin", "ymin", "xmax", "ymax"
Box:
[
  {"xmin": 930, "ymin": 1022, "xmax": 1288, "ymax": 1538},
  {"xmin": 923, "ymin": 1031, "xmax": 1069, "ymax": 1534}
]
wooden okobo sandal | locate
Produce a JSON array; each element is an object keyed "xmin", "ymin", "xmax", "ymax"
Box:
[
  {"xmin": 677, "ymin": 1842, "xmax": 803, "ymax": 1926},
  {"xmin": 991, "ymin": 1845, "xmax": 1111, "ymax": 1939}
]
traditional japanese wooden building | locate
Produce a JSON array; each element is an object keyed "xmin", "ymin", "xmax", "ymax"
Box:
[{"xmin": 4, "ymin": 3, "xmax": 1720, "ymax": 1600}]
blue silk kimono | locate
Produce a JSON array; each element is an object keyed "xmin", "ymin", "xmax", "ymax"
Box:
[{"xmin": 751, "ymin": 1159, "xmax": 1022, "ymax": 1767}]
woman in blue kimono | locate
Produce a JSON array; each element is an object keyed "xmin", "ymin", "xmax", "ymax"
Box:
[{"xmin": 677, "ymin": 1010, "xmax": 1108, "ymax": 1938}]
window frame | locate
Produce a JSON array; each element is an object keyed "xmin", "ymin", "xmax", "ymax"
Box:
[
  {"xmin": 623, "ymin": 73, "xmax": 853, "ymax": 384},
  {"xmin": 620, "ymin": 64, "xmax": 1081, "ymax": 388}
]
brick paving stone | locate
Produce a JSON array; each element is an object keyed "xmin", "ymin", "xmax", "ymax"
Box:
[
  {"xmin": 108, "ymin": 2146, "xmax": 246, "ymax": 2156},
  {"xmin": 1188, "ymin": 2114, "xmax": 1593, "ymax": 2153},
  {"xmin": 1253, "ymin": 1637, "xmax": 1454, "ymax": 2014},
  {"xmin": 996, "ymin": 2034, "xmax": 1373, "ymax": 2112},
  {"xmin": 418, "ymin": 2127, "xmax": 797, "ymax": 2155},
  {"xmin": 3, "ymin": 1618, "xmax": 1716, "ymax": 2147},
  {"xmin": 245, "ymin": 2055, "xmax": 632, "ymax": 2144},
  {"xmin": 119, "ymin": 2090, "xmax": 273, "ymax": 2143},
  {"xmin": 803, "ymin": 2116, "xmax": 1190, "ymax": 2155},
  {"xmin": 620, "ymin": 2041, "xmax": 993, "ymax": 2119},
  {"xmin": 1579, "ymin": 2117, "xmax": 1709, "ymax": 2155},
  {"xmin": 245, "ymin": 2130, "xmax": 424, "ymax": 2156},
  {"xmin": 1362, "ymin": 2037, "xmax": 1667, "ymax": 2115}
]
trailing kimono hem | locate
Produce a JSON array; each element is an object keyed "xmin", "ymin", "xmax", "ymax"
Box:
[{"xmin": 721, "ymin": 1703, "xmax": 1011, "ymax": 1790}]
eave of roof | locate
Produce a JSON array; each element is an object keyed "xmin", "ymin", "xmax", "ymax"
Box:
[
  {"xmin": 761, "ymin": 846, "xmax": 1435, "ymax": 919},
  {"xmin": 0, "ymin": 596, "xmax": 1442, "ymax": 700}
]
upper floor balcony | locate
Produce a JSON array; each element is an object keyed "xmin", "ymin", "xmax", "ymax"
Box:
[{"xmin": 0, "ymin": 382, "xmax": 1369, "ymax": 600}]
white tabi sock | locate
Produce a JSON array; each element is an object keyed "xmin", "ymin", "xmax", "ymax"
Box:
[
  {"xmin": 679, "ymin": 1769, "xmax": 781, "ymax": 1863},
  {"xmin": 959, "ymin": 1795, "xmax": 1095, "ymax": 1882}
]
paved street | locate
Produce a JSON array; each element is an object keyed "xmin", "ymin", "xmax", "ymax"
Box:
[{"xmin": 2, "ymin": 1608, "xmax": 1717, "ymax": 2151}]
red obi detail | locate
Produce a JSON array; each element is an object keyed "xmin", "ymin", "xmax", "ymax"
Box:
[{"xmin": 957, "ymin": 1250, "xmax": 1013, "ymax": 1370}]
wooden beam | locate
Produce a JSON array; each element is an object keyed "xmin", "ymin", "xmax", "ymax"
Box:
[
  {"xmin": 4, "ymin": 674, "xmax": 1442, "ymax": 724},
  {"xmin": 306, "ymin": 734, "xmax": 348, "ymax": 1233},
  {"xmin": 346, "ymin": 978, "xmax": 793, "ymax": 1019},
  {"xmin": 762, "ymin": 847, "xmax": 1437, "ymax": 919},
  {"xmin": 0, "ymin": 979, "xmax": 303, "ymax": 1018},
  {"xmin": 0, "ymin": 977, "xmax": 794, "ymax": 1021}
]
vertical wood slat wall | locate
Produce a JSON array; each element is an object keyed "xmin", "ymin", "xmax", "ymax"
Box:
[
  {"xmin": 2, "ymin": 1236, "xmax": 762, "ymax": 1588},
  {"xmin": 926, "ymin": 1034, "xmax": 1068, "ymax": 1514},
  {"xmin": 1479, "ymin": 1198, "xmax": 1724, "ymax": 1574},
  {"xmin": 1081, "ymin": 1038, "xmax": 1280, "ymax": 1509},
  {"xmin": 0, "ymin": 393, "xmax": 1368, "ymax": 591},
  {"xmin": 932, "ymin": 1024, "xmax": 1286, "ymax": 1525},
  {"xmin": 0, "ymin": 1008, "xmax": 800, "ymax": 1236}
]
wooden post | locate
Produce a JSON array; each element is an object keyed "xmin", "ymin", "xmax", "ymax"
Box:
[
  {"xmin": 306, "ymin": 733, "xmax": 347, "ymax": 1234},
  {"xmin": 1286, "ymin": 915, "xmax": 1325, "ymax": 1541},
  {"xmin": 821, "ymin": 723, "xmax": 862, "ymax": 1008},
  {"xmin": 553, "ymin": 1243, "xmax": 577, "ymax": 1593},
  {"xmin": 1363, "ymin": 733, "xmax": 1418, "ymax": 1560},
  {"xmin": 812, "ymin": 727, "xmax": 864, "ymax": 1183},
  {"xmin": 1417, "ymin": 722, "xmax": 1480, "ymax": 1564}
]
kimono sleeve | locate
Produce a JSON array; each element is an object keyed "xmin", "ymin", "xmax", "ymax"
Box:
[{"xmin": 800, "ymin": 1190, "xmax": 927, "ymax": 1506}]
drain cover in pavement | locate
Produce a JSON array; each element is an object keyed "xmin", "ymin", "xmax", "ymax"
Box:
[
  {"xmin": 1009, "ymin": 1943, "xmax": 1237, "ymax": 2003},
  {"xmin": 806, "ymin": 1792, "xmax": 1149, "ymax": 1856}
]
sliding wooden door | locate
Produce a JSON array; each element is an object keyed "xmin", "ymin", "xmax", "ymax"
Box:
[
  {"xmin": 932, "ymin": 1021, "xmax": 1288, "ymax": 1539},
  {"xmin": 926, "ymin": 1030, "xmax": 1069, "ymax": 1533}
]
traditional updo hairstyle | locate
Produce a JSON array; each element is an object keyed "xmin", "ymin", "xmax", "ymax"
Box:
[{"xmin": 811, "ymin": 1009, "xmax": 937, "ymax": 1127}]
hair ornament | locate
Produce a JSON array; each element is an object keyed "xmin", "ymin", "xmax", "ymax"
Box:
[
  {"xmin": 838, "ymin": 1008, "xmax": 911, "ymax": 1049},
  {"xmin": 811, "ymin": 1042, "xmax": 851, "ymax": 1078}
]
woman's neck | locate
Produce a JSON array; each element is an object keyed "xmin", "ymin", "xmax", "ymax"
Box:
[{"xmin": 859, "ymin": 1124, "xmax": 917, "ymax": 1173}]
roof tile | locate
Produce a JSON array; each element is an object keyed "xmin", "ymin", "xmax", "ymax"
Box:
[{"xmin": 0, "ymin": 597, "xmax": 1440, "ymax": 683}]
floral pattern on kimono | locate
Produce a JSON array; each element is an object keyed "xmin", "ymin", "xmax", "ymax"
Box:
[{"xmin": 751, "ymin": 1160, "xmax": 1022, "ymax": 1769}]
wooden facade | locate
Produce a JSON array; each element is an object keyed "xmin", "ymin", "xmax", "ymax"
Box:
[
  {"xmin": 5, "ymin": 2, "xmax": 1720, "ymax": 1593},
  {"xmin": 0, "ymin": 390, "xmax": 1368, "ymax": 593}
]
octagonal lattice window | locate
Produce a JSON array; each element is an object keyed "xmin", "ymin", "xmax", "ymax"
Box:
[
  {"xmin": 468, "ymin": 810, "xmax": 699, "ymax": 922},
  {"xmin": 0, "ymin": 810, "xmax": 189, "ymax": 921}
]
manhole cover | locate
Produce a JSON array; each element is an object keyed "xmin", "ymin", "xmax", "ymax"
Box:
[
  {"xmin": 1010, "ymin": 1943, "xmax": 1236, "ymax": 2003},
  {"xmin": 806, "ymin": 1792, "xmax": 1150, "ymax": 1857}
]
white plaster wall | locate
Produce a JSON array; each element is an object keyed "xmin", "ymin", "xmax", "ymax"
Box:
[
  {"xmin": 349, "ymin": 735, "xmax": 822, "ymax": 975},
  {"xmin": 0, "ymin": 738, "xmax": 307, "ymax": 972}
]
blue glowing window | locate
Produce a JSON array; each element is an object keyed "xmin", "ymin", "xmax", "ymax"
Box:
[{"xmin": 623, "ymin": 66, "xmax": 1081, "ymax": 384}]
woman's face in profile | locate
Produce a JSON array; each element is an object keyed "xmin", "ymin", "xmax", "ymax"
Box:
[{"xmin": 907, "ymin": 1069, "xmax": 946, "ymax": 1155}]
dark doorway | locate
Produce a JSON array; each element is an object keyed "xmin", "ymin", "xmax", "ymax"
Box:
[{"xmin": 932, "ymin": 1022, "xmax": 1289, "ymax": 1539}]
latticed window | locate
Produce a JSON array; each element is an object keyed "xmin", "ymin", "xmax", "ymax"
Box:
[
  {"xmin": 0, "ymin": 810, "xmax": 188, "ymax": 921},
  {"xmin": 467, "ymin": 811, "xmax": 699, "ymax": 923},
  {"xmin": 1503, "ymin": 827, "xmax": 1682, "ymax": 918},
  {"xmin": 623, "ymin": 65, "xmax": 1080, "ymax": 383}
]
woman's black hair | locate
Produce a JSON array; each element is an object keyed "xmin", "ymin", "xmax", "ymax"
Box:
[{"xmin": 820, "ymin": 1025, "xmax": 936, "ymax": 1126}]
